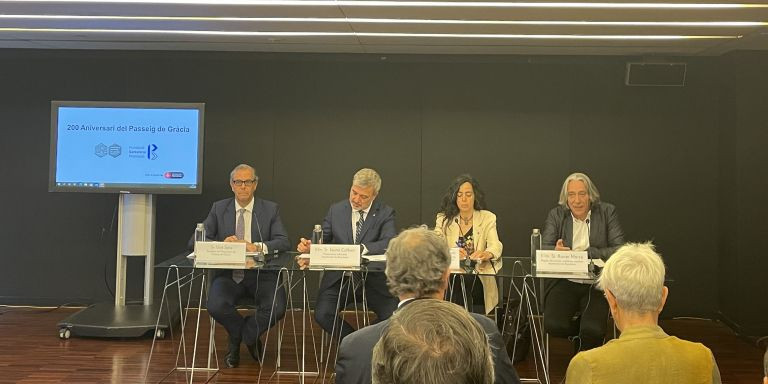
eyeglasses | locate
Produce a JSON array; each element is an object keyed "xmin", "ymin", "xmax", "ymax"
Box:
[{"xmin": 232, "ymin": 179, "xmax": 256, "ymax": 187}]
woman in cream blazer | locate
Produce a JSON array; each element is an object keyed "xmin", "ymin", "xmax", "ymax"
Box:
[{"xmin": 435, "ymin": 174, "xmax": 503, "ymax": 315}]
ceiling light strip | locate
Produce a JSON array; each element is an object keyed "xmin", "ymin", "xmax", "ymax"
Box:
[
  {"xmin": 3, "ymin": 1, "xmax": 767, "ymax": 9},
  {"xmin": 0, "ymin": 27, "xmax": 741, "ymax": 39},
  {"xmin": 0, "ymin": 15, "xmax": 765, "ymax": 27}
]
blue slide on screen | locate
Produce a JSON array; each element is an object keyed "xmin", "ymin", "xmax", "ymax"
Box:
[{"xmin": 54, "ymin": 106, "xmax": 200, "ymax": 189}]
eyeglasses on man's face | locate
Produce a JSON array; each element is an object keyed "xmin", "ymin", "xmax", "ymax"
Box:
[{"xmin": 231, "ymin": 179, "xmax": 256, "ymax": 187}]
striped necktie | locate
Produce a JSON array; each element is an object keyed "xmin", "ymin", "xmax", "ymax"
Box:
[{"xmin": 355, "ymin": 210, "xmax": 365, "ymax": 244}]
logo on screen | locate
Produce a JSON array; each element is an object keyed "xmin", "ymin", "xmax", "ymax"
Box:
[
  {"xmin": 148, "ymin": 144, "xmax": 158, "ymax": 160},
  {"xmin": 109, "ymin": 144, "xmax": 122, "ymax": 158},
  {"xmin": 95, "ymin": 143, "xmax": 108, "ymax": 157}
]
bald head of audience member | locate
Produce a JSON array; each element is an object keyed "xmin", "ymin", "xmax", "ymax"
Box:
[
  {"xmin": 384, "ymin": 227, "xmax": 452, "ymax": 301},
  {"xmin": 371, "ymin": 299, "xmax": 494, "ymax": 384}
]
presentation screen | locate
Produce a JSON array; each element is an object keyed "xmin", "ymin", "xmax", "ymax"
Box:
[{"xmin": 49, "ymin": 101, "xmax": 205, "ymax": 194}]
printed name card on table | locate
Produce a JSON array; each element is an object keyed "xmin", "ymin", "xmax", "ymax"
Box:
[
  {"xmin": 194, "ymin": 241, "xmax": 247, "ymax": 269},
  {"xmin": 449, "ymin": 247, "xmax": 461, "ymax": 271},
  {"xmin": 536, "ymin": 250, "xmax": 589, "ymax": 273},
  {"xmin": 310, "ymin": 244, "xmax": 361, "ymax": 268}
]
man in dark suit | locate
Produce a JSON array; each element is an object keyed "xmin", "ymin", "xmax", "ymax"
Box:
[
  {"xmin": 372, "ymin": 299, "xmax": 496, "ymax": 384},
  {"xmin": 334, "ymin": 227, "xmax": 521, "ymax": 384},
  {"xmin": 541, "ymin": 172, "xmax": 625, "ymax": 352},
  {"xmin": 296, "ymin": 168, "xmax": 398, "ymax": 341},
  {"xmin": 193, "ymin": 164, "xmax": 290, "ymax": 368}
]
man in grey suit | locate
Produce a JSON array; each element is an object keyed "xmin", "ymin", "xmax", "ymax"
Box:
[
  {"xmin": 541, "ymin": 172, "xmax": 625, "ymax": 352},
  {"xmin": 193, "ymin": 164, "xmax": 291, "ymax": 368},
  {"xmin": 297, "ymin": 168, "xmax": 398, "ymax": 341},
  {"xmin": 334, "ymin": 227, "xmax": 521, "ymax": 384}
]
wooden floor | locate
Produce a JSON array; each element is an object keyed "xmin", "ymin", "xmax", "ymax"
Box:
[{"xmin": 0, "ymin": 306, "xmax": 764, "ymax": 383}]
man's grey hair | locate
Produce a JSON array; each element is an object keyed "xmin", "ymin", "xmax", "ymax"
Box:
[
  {"xmin": 597, "ymin": 242, "xmax": 666, "ymax": 313},
  {"xmin": 352, "ymin": 168, "xmax": 382, "ymax": 194},
  {"xmin": 229, "ymin": 164, "xmax": 259, "ymax": 183},
  {"xmin": 557, "ymin": 172, "xmax": 601, "ymax": 205},
  {"xmin": 385, "ymin": 227, "xmax": 451, "ymax": 299},
  {"xmin": 372, "ymin": 299, "xmax": 494, "ymax": 384}
]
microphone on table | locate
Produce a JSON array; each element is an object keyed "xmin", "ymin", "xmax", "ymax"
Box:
[{"xmin": 253, "ymin": 214, "xmax": 269, "ymax": 262}]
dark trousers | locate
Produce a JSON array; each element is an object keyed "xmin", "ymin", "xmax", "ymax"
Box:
[
  {"xmin": 314, "ymin": 272, "xmax": 397, "ymax": 341},
  {"xmin": 543, "ymin": 279, "xmax": 609, "ymax": 351},
  {"xmin": 207, "ymin": 270, "xmax": 286, "ymax": 345}
]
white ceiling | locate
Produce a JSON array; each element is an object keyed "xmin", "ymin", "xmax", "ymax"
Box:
[{"xmin": 1, "ymin": 0, "xmax": 767, "ymax": 56}]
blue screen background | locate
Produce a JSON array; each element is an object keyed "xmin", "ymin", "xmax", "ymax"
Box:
[{"xmin": 55, "ymin": 106, "xmax": 200, "ymax": 186}]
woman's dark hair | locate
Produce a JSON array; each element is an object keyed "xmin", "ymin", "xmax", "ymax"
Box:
[{"xmin": 437, "ymin": 174, "xmax": 486, "ymax": 232}]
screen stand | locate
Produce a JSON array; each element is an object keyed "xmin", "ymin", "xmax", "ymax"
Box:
[{"xmin": 57, "ymin": 194, "xmax": 175, "ymax": 339}]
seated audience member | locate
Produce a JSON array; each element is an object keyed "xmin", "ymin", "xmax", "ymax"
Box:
[
  {"xmin": 565, "ymin": 242, "xmax": 722, "ymax": 384},
  {"xmin": 434, "ymin": 174, "xmax": 502, "ymax": 314},
  {"xmin": 335, "ymin": 227, "xmax": 520, "ymax": 384},
  {"xmin": 371, "ymin": 299, "xmax": 494, "ymax": 384}
]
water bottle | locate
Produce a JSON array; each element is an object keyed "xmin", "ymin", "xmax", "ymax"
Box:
[
  {"xmin": 530, "ymin": 228, "xmax": 541, "ymax": 269},
  {"xmin": 311, "ymin": 224, "xmax": 323, "ymax": 245},
  {"xmin": 194, "ymin": 223, "xmax": 206, "ymax": 252}
]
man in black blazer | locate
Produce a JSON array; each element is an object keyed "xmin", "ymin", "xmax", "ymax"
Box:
[
  {"xmin": 297, "ymin": 168, "xmax": 398, "ymax": 341},
  {"xmin": 541, "ymin": 172, "xmax": 625, "ymax": 352},
  {"xmin": 334, "ymin": 227, "xmax": 520, "ymax": 384},
  {"xmin": 193, "ymin": 164, "xmax": 290, "ymax": 368}
]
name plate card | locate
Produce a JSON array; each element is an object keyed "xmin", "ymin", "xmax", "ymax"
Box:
[
  {"xmin": 536, "ymin": 250, "xmax": 589, "ymax": 273},
  {"xmin": 449, "ymin": 247, "xmax": 461, "ymax": 271},
  {"xmin": 194, "ymin": 241, "xmax": 247, "ymax": 269},
  {"xmin": 310, "ymin": 244, "xmax": 361, "ymax": 268}
]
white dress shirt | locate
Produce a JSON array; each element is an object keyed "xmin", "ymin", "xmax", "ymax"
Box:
[
  {"xmin": 569, "ymin": 211, "xmax": 591, "ymax": 284},
  {"xmin": 351, "ymin": 202, "xmax": 372, "ymax": 254},
  {"xmin": 235, "ymin": 198, "xmax": 268, "ymax": 253}
]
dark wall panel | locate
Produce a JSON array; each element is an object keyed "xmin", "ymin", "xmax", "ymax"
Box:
[
  {"xmin": 269, "ymin": 60, "xmax": 423, "ymax": 241},
  {"xmin": 568, "ymin": 59, "xmax": 721, "ymax": 317},
  {"xmin": 0, "ymin": 53, "xmax": 127, "ymax": 303},
  {"xmin": 419, "ymin": 61, "xmax": 572, "ymax": 261},
  {"xmin": 0, "ymin": 49, "xmax": 764, "ymax": 336},
  {"xmin": 718, "ymin": 51, "xmax": 768, "ymax": 336}
]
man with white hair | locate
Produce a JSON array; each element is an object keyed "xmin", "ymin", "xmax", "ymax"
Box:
[
  {"xmin": 542, "ymin": 172, "xmax": 625, "ymax": 352},
  {"xmin": 335, "ymin": 227, "xmax": 520, "ymax": 384},
  {"xmin": 297, "ymin": 168, "xmax": 398, "ymax": 341},
  {"xmin": 565, "ymin": 242, "xmax": 721, "ymax": 383}
]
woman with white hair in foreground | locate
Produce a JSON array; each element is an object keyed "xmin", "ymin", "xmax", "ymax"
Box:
[{"xmin": 565, "ymin": 242, "xmax": 721, "ymax": 384}]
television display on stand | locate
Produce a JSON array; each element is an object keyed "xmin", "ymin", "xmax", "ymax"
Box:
[
  {"xmin": 49, "ymin": 101, "xmax": 204, "ymax": 194},
  {"xmin": 50, "ymin": 101, "xmax": 205, "ymax": 339}
]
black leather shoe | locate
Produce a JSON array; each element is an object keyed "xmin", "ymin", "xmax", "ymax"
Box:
[
  {"xmin": 225, "ymin": 341, "xmax": 240, "ymax": 368},
  {"xmin": 246, "ymin": 339, "xmax": 263, "ymax": 363}
]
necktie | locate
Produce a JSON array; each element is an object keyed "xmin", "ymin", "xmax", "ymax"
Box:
[
  {"xmin": 233, "ymin": 208, "xmax": 246, "ymax": 283},
  {"xmin": 355, "ymin": 210, "xmax": 365, "ymax": 244},
  {"xmin": 236, "ymin": 208, "xmax": 245, "ymax": 240}
]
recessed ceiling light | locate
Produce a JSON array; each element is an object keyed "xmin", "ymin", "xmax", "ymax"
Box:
[
  {"xmin": 3, "ymin": 0, "xmax": 767, "ymax": 9},
  {"xmin": 0, "ymin": 15, "xmax": 764, "ymax": 28},
  {"xmin": 0, "ymin": 27, "xmax": 742, "ymax": 40}
]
